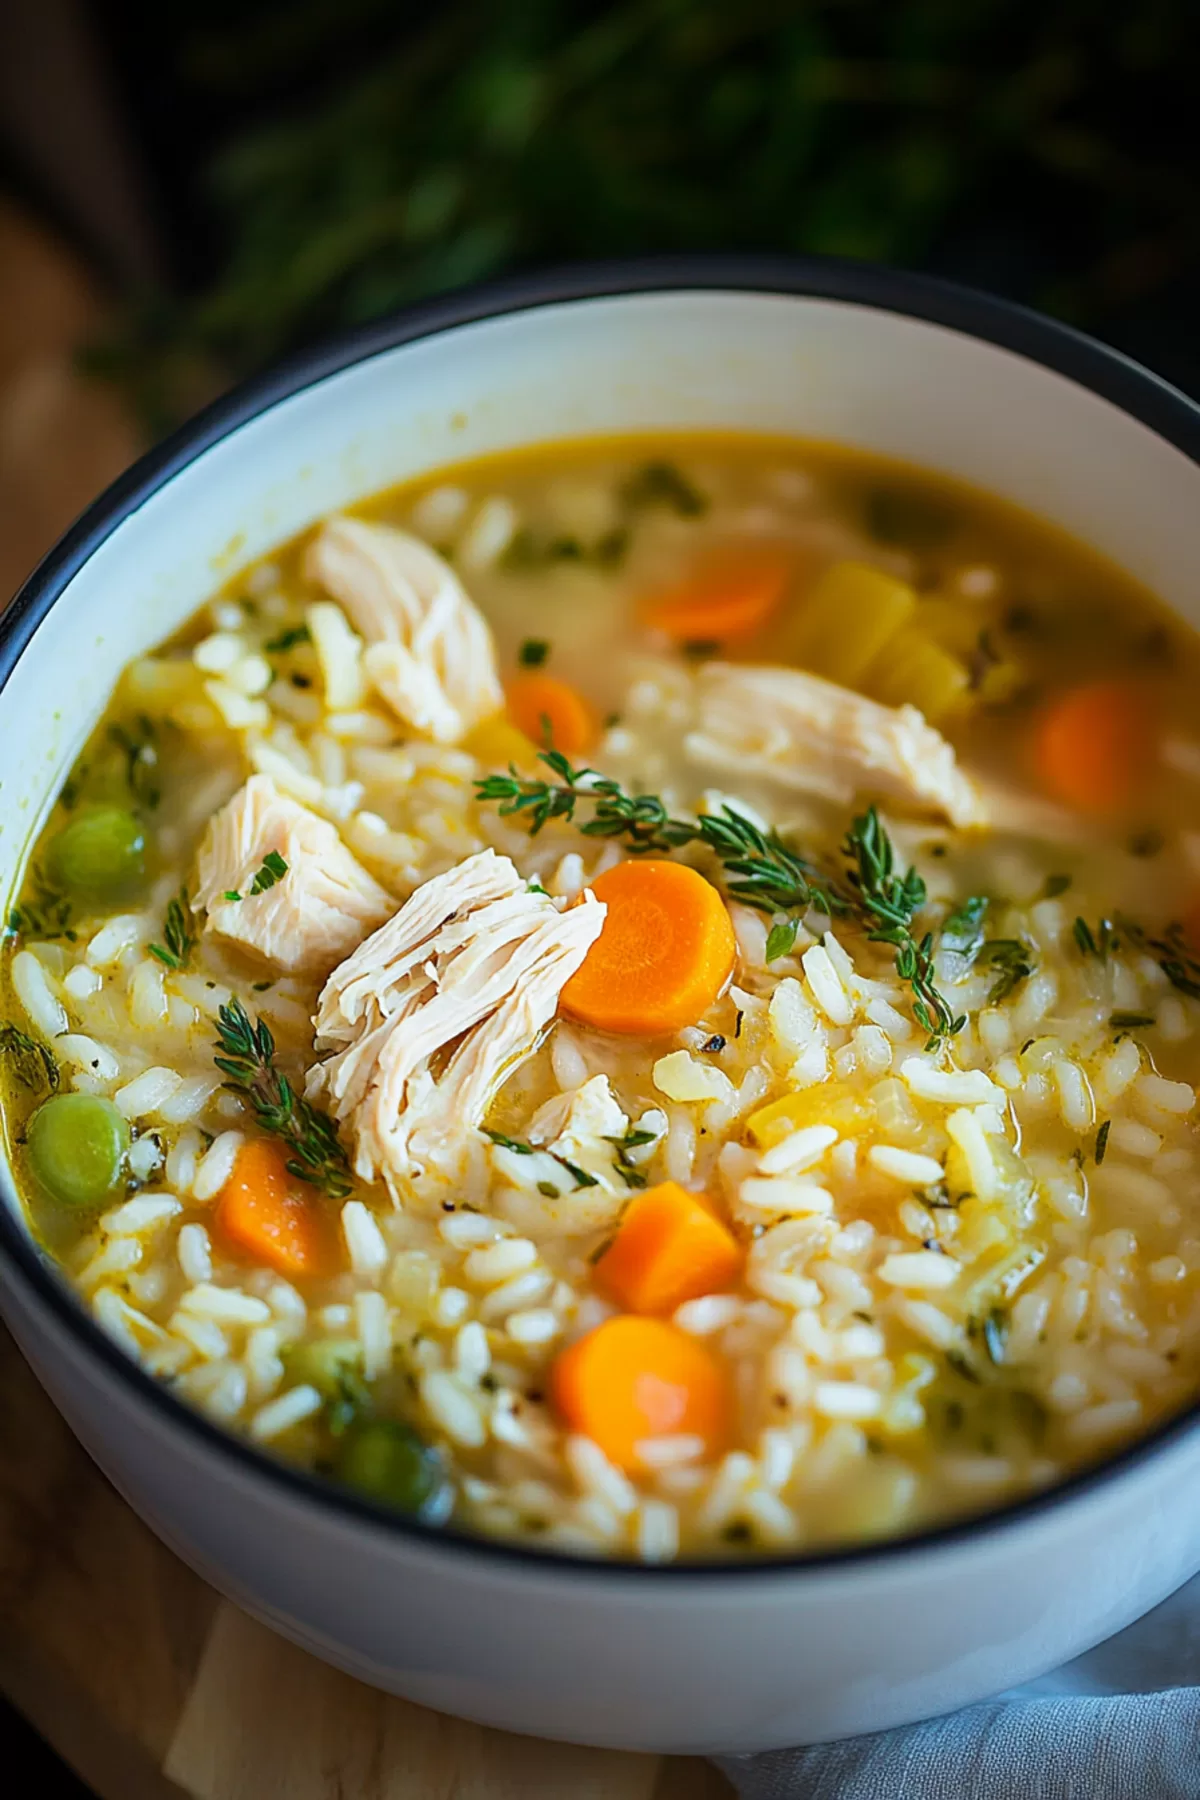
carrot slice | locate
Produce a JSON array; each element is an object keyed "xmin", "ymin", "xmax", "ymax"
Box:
[
  {"xmin": 216, "ymin": 1139, "xmax": 334, "ymax": 1280},
  {"xmin": 1035, "ymin": 680, "xmax": 1150, "ymax": 814},
  {"xmin": 551, "ymin": 1315, "xmax": 732, "ymax": 1472},
  {"xmin": 560, "ymin": 859, "xmax": 736, "ymax": 1035},
  {"xmin": 505, "ymin": 672, "xmax": 598, "ymax": 755},
  {"xmin": 639, "ymin": 553, "xmax": 790, "ymax": 647},
  {"xmin": 595, "ymin": 1180, "xmax": 742, "ymax": 1315}
]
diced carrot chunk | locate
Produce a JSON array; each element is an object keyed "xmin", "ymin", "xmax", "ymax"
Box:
[
  {"xmin": 595, "ymin": 1181, "xmax": 742, "ymax": 1315},
  {"xmin": 216, "ymin": 1139, "xmax": 335, "ymax": 1281}
]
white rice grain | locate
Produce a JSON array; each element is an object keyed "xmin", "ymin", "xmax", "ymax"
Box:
[
  {"xmin": 355, "ymin": 1290, "xmax": 392, "ymax": 1379},
  {"xmin": 191, "ymin": 1130, "xmax": 244, "ymax": 1201},
  {"xmin": 251, "ymin": 1384, "xmax": 323, "ymax": 1440},
  {"xmin": 634, "ymin": 1500, "xmax": 679, "ymax": 1562},
  {"xmin": 114, "ymin": 1066, "xmax": 183, "ymax": 1120},
  {"xmin": 63, "ymin": 964, "xmax": 102, "ymax": 1001},
  {"xmin": 13, "ymin": 949, "xmax": 68, "ymax": 1036},
  {"xmin": 101, "ymin": 1192, "xmax": 180, "ymax": 1237},
  {"xmin": 566, "ymin": 1434, "xmax": 637, "ymax": 1513},
  {"xmin": 56, "ymin": 1034, "xmax": 121, "ymax": 1082},
  {"xmin": 422, "ymin": 1370, "xmax": 487, "ymax": 1447},
  {"xmin": 457, "ymin": 495, "xmax": 519, "ymax": 571},
  {"xmin": 867, "ymin": 1145, "xmax": 944, "ymax": 1186},
  {"xmin": 506, "ymin": 1308, "xmax": 560, "ymax": 1346},
  {"xmin": 1135, "ymin": 1072, "xmax": 1195, "ymax": 1115},
  {"xmin": 674, "ymin": 1294, "xmax": 741, "ymax": 1336},
  {"xmin": 878, "ymin": 1251, "xmax": 960, "ymax": 1291},
  {"xmin": 1052, "ymin": 1059, "xmax": 1095, "ymax": 1132},
  {"xmin": 813, "ymin": 1380, "xmax": 883, "ymax": 1421},
  {"xmin": 341, "ymin": 1200, "xmax": 389, "ymax": 1278},
  {"xmin": 159, "ymin": 1076, "xmax": 221, "ymax": 1125},
  {"xmin": 177, "ymin": 1222, "xmax": 213, "ymax": 1284},
  {"xmin": 454, "ymin": 1319, "xmax": 491, "ymax": 1382},
  {"xmin": 85, "ymin": 915, "xmax": 144, "ymax": 969},
  {"xmin": 738, "ymin": 1177, "xmax": 834, "ymax": 1217},
  {"xmin": 128, "ymin": 959, "xmax": 168, "ymax": 1029},
  {"xmin": 758, "ymin": 1124, "xmax": 837, "ymax": 1176},
  {"xmin": 464, "ymin": 1238, "xmax": 538, "ymax": 1286},
  {"xmin": 1108, "ymin": 1117, "xmax": 1162, "ymax": 1159},
  {"xmin": 801, "ymin": 943, "xmax": 853, "ymax": 1026},
  {"xmin": 179, "ymin": 1283, "xmax": 271, "ymax": 1325},
  {"xmin": 899, "ymin": 1058, "xmax": 1003, "ymax": 1107}
]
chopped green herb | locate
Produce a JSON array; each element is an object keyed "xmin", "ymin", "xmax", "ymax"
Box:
[
  {"xmin": 1073, "ymin": 915, "xmax": 1117, "ymax": 959},
  {"xmin": 765, "ymin": 918, "xmax": 800, "ymax": 962},
  {"xmin": 518, "ymin": 638, "xmax": 550, "ymax": 668},
  {"xmin": 484, "ymin": 1128, "xmax": 534, "ymax": 1154},
  {"xmin": 264, "ymin": 623, "xmax": 311, "ymax": 653},
  {"xmin": 1043, "ymin": 873, "xmax": 1072, "ymax": 899},
  {"xmin": 939, "ymin": 895, "xmax": 988, "ymax": 978},
  {"xmin": 537, "ymin": 1180, "xmax": 561, "ymax": 1199},
  {"xmin": 1095, "ymin": 1119, "xmax": 1111, "ymax": 1164},
  {"xmin": 982, "ymin": 1307, "xmax": 1009, "ymax": 1366},
  {"xmin": 1110, "ymin": 1011, "xmax": 1155, "ymax": 1030},
  {"xmin": 223, "ymin": 890, "xmax": 242, "ymax": 903},
  {"xmin": 107, "ymin": 716, "xmax": 161, "ymax": 809},
  {"xmin": 978, "ymin": 938, "xmax": 1035, "ymax": 1004},
  {"xmin": 483, "ymin": 1127, "xmax": 597, "ymax": 1189},
  {"xmin": 620, "ymin": 460, "xmax": 707, "ymax": 517},
  {"xmin": 0, "ymin": 1023, "xmax": 59, "ymax": 1094},
  {"xmin": 864, "ymin": 486, "xmax": 955, "ymax": 549},
  {"xmin": 249, "ymin": 850, "xmax": 289, "ymax": 895},
  {"xmin": 148, "ymin": 887, "xmax": 195, "ymax": 971},
  {"xmin": 213, "ymin": 999, "xmax": 351, "ymax": 1197},
  {"xmin": 606, "ymin": 1126, "xmax": 657, "ymax": 1189},
  {"xmin": 7, "ymin": 869, "xmax": 75, "ymax": 942}
]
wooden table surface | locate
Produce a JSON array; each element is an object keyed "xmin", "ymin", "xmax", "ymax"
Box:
[{"xmin": 0, "ymin": 199, "xmax": 736, "ymax": 1800}]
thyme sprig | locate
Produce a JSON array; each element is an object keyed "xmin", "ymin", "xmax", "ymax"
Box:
[
  {"xmin": 476, "ymin": 749, "xmax": 844, "ymax": 913},
  {"xmin": 149, "ymin": 887, "xmax": 195, "ymax": 970},
  {"xmin": 0, "ymin": 1023, "xmax": 59, "ymax": 1093},
  {"xmin": 213, "ymin": 999, "xmax": 351, "ymax": 1197},
  {"xmin": 842, "ymin": 808, "xmax": 965, "ymax": 1045}
]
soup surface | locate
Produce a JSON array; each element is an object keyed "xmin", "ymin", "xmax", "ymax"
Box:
[{"xmin": 6, "ymin": 432, "xmax": 1200, "ymax": 1561}]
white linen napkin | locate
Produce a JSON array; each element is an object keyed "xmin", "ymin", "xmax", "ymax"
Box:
[{"xmin": 719, "ymin": 1572, "xmax": 1200, "ymax": 1798}]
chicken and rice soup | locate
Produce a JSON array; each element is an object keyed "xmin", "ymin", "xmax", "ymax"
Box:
[{"xmin": 7, "ymin": 433, "xmax": 1200, "ymax": 1561}]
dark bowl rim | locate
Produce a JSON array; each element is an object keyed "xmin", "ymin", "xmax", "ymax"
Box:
[{"xmin": 3, "ymin": 251, "xmax": 1200, "ymax": 1585}]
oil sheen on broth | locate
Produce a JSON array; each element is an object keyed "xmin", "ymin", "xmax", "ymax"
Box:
[{"xmin": 4, "ymin": 432, "xmax": 1199, "ymax": 1561}]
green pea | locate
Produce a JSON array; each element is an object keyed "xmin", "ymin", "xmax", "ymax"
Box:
[
  {"xmin": 27, "ymin": 1093, "xmax": 130, "ymax": 1209},
  {"xmin": 336, "ymin": 1418, "xmax": 452, "ymax": 1521},
  {"xmin": 283, "ymin": 1338, "xmax": 364, "ymax": 1399},
  {"xmin": 48, "ymin": 807, "xmax": 146, "ymax": 899}
]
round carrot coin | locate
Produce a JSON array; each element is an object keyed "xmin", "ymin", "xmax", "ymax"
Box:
[{"xmin": 560, "ymin": 859, "xmax": 736, "ymax": 1035}]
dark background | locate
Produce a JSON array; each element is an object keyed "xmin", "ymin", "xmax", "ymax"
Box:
[{"xmin": 2, "ymin": 0, "xmax": 1198, "ymax": 431}]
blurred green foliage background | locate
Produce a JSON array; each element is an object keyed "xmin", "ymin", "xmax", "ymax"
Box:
[{"xmin": 94, "ymin": 0, "xmax": 1200, "ymax": 425}]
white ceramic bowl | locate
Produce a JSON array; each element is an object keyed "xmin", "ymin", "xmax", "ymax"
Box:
[{"xmin": 2, "ymin": 261, "xmax": 1200, "ymax": 1755}]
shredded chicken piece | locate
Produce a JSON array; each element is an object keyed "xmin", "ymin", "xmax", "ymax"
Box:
[
  {"xmin": 304, "ymin": 515, "xmax": 502, "ymax": 742},
  {"xmin": 685, "ymin": 662, "xmax": 986, "ymax": 829},
  {"xmin": 194, "ymin": 775, "xmax": 394, "ymax": 975},
  {"xmin": 307, "ymin": 849, "xmax": 606, "ymax": 1197}
]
